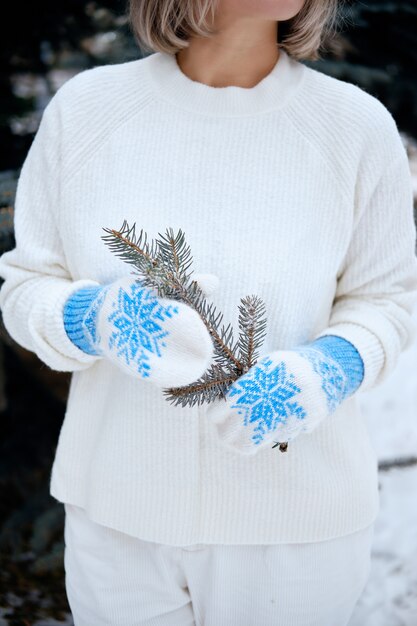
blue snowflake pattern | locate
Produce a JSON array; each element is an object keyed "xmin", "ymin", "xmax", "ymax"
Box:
[
  {"xmin": 227, "ymin": 356, "xmax": 307, "ymax": 446},
  {"xmin": 107, "ymin": 282, "xmax": 180, "ymax": 378},
  {"xmin": 296, "ymin": 346, "xmax": 347, "ymax": 412}
]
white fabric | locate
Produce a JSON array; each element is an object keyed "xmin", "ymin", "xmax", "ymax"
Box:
[
  {"xmin": 64, "ymin": 503, "xmax": 374, "ymax": 626},
  {"xmin": 0, "ymin": 47, "xmax": 417, "ymax": 544},
  {"xmin": 190, "ymin": 273, "xmax": 220, "ymax": 298}
]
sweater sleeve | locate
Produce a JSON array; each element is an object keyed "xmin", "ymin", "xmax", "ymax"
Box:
[
  {"xmin": 314, "ymin": 143, "xmax": 417, "ymax": 393},
  {"xmin": 0, "ymin": 90, "xmax": 102, "ymax": 372}
]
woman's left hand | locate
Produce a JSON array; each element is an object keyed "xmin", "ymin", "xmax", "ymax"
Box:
[{"xmin": 205, "ymin": 343, "xmax": 353, "ymax": 455}]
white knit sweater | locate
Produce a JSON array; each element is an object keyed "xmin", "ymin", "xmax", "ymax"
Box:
[{"xmin": 1, "ymin": 48, "xmax": 417, "ymax": 545}]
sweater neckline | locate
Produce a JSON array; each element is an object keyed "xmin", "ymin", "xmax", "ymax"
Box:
[{"xmin": 141, "ymin": 47, "xmax": 307, "ymax": 118}]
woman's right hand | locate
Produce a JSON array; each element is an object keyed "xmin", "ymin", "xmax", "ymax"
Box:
[{"xmin": 63, "ymin": 274, "xmax": 217, "ymax": 387}]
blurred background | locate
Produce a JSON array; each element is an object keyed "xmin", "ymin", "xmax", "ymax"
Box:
[{"xmin": 0, "ymin": 1, "xmax": 417, "ymax": 624}]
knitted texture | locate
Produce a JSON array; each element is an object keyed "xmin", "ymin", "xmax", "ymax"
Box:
[
  {"xmin": 62, "ymin": 274, "xmax": 215, "ymax": 387},
  {"xmin": 0, "ymin": 48, "xmax": 417, "ymax": 544},
  {"xmin": 63, "ymin": 271, "xmax": 219, "ymax": 358},
  {"xmin": 64, "ymin": 285, "xmax": 103, "ymax": 356},
  {"xmin": 207, "ymin": 335, "xmax": 364, "ymax": 454}
]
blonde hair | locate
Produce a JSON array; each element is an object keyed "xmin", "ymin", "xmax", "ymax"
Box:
[{"xmin": 127, "ymin": 0, "xmax": 342, "ymax": 61}]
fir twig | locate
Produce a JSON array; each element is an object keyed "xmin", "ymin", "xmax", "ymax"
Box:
[
  {"xmin": 101, "ymin": 222, "xmax": 289, "ymax": 451},
  {"xmin": 101, "ymin": 222, "xmax": 244, "ymax": 371},
  {"xmin": 157, "ymin": 227, "xmax": 193, "ymax": 283},
  {"xmin": 101, "ymin": 220, "xmax": 166, "ymax": 292},
  {"xmin": 101, "ymin": 222, "xmax": 267, "ymax": 409},
  {"xmin": 162, "ymin": 362, "xmax": 237, "ymax": 407},
  {"xmin": 236, "ymin": 295, "xmax": 267, "ymax": 372}
]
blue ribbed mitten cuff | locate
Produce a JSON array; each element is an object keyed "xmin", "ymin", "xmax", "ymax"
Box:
[
  {"xmin": 63, "ymin": 285, "xmax": 104, "ymax": 356},
  {"xmin": 309, "ymin": 334, "xmax": 365, "ymax": 398}
]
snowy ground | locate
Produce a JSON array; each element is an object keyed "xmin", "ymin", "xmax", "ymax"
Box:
[
  {"xmin": 348, "ymin": 304, "xmax": 417, "ymax": 626},
  {"xmin": 348, "ymin": 467, "xmax": 417, "ymax": 626}
]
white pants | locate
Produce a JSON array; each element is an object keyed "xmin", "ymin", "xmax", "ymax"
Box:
[{"xmin": 64, "ymin": 503, "xmax": 374, "ymax": 626}]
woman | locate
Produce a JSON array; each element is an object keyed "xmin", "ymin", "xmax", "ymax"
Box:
[{"xmin": 1, "ymin": 0, "xmax": 416, "ymax": 624}]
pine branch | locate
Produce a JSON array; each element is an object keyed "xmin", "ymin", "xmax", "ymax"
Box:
[
  {"xmin": 101, "ymin": 220, "xmax": 167, "ymax": 294},
  {"xmin": 101, "ymin": 220, "xmax": 159, "ymax": 268},
  {"xmin": 156, "ymin": 227, "xmax": 194, "ymax": 283},
  {"xmin": 161, "ymin": 270, "xmax": 243, "ymax": 371},
  {"xmin": 236, "ymin": 295, "xmax": 267, "ymax": 371},
  {"xmin": 101, "ymin": 222, "xmax": 290, "ymax": 451},
  {"xmin": 101, "ymin": 222, "xmax": 245, "ymax": 370},
  {"xmin": 162, "ymin": 362, "xmax": 238, "ymax": 407},
  {"xmin": 101, "ymin": 222, "xmax": 271, "ymax": 409},
  {"xmin": 164, "ymin": 295, "xmax": 268, "ymax": 406}
]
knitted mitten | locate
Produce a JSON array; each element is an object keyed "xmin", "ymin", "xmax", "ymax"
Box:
[
  {"xmin": 63, "ymin": 273, "xmax": 218, "ymax": 387},
  {"xmin": 206, "ymin": 335, "xmax": 364, "ymax": 455}
]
